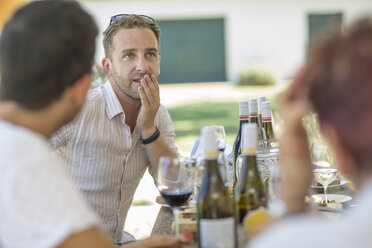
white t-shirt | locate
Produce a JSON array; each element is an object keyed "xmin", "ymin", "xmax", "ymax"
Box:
[
  {"xmin": 0, "ymin": 120, "xmax": 98, "ymax": 248},
  {"xmin": 249, "ymin": 179, "xmax": 372, "ymax": 248}
]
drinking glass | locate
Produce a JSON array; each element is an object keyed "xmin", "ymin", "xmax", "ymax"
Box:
[
  {"xmin": 215, "ymin": 126, "xmax": 229, "ymax": 185},
  {"xmin": 214, "ymin": 125, "xmax": 227, "ymax": 152},
  {"xmin": 310, "ymin": 142, "xmax": 335, "ymax": 168},
  {"xmin": 310, "ymin": 142, "xmax": 338, "ymax": 204},
  {"xmin": 184, "ymin": 135, "xmax": 207, "ymax": 207},
  {"xmin": 156, "ymin": 156, "xmax": 193, "ymax": 236},
  {"xmin": 181, "ymin": 156, "xmax": 197, "ymax": 207},
  {"xmin": 313, "ymin": 168, "xmax": 338, "ymax": 204}
]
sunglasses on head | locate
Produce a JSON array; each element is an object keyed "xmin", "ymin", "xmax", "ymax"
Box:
[{"xmin": 109, "ymin": 14, "xmax": 155, "ymax": 26}]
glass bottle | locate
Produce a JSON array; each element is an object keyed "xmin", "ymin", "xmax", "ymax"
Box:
[
  {"xmin": 234, "ymin": 123, "xmax": 266, "ymax": 224},
  {"xmin": 232, "ymin": 101, "xmax": 249, "ymax": 188},
  {"xmin": 257, "ymin": 96, "xmax": 266, "ymax": 128},
  {"xmin": 197, "ymin": 126, "xmax": 236, "ymax": 248},
  {"xmin": 261, "ymin": 101, "xmax": 276, "ymax": 140},
  {"xmin": 249, "ymin": 98, "xmax": 266, "ymax": 142}
]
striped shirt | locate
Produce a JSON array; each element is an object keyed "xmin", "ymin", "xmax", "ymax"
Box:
[{"xmin": 50, "ymin": 82, "xmax": 176, "ymax": 243}]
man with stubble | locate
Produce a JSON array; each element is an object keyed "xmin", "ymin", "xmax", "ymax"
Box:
[{"xmin": 51, "ymin": 14, "xmax": 178, "ymax": 245}]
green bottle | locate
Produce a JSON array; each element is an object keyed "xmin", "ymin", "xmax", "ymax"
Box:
[
  {"xmin": 261, "ymin": 101, "xmax": 276, "ymax": 140},
  {"xmin": 232, "ymin": 101, "xmax": 249, "ymax": 189},
  {"xmin": 235, "ymin": 123, "xmax": 266, "ymax": 224},
  {"xmin": 197, "ymin": 126, "xmax": 236, "ymax": 248},
  {"xmin": 257, "ymin": 96, "xmax": 266, "ymax": 128}
]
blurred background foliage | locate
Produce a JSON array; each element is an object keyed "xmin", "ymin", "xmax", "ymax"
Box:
[{"xmin": 238, "ymin": 63, "xmax": 278, "ymax": 86}]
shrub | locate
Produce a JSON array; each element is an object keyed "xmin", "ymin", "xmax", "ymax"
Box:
[{"xmin": 238, "ymin": 64, "xmax": 278, "ymax": 86}]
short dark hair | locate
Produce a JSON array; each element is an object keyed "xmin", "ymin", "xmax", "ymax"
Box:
[
  {"xmin": 0, "ymin": 0, "xmax": 98, "ymax": 109},
  {"xmin": 103, "ymin": 14, "xmax": 161, "ymax": 59},
  {"xmin": 305, "ymin": 17, "xmax": 372, "ymax": 169}
]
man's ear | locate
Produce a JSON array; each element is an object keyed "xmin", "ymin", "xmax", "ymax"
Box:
[
  {"xmin": 102, "ymin": 57, "xmax": 111, "ymax": 71},
  {"xmin": 102, "ymin": 57, "xmax": 113, "ymax": 79},
  {"xmin": 69, "ymin": 73, "xmax": 92, "ymax": 107}
]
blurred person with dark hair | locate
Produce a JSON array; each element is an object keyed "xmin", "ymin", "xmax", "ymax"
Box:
[
  {"xmin": 50, "ymin": 14, "xmax": 177, "ymax": 245},
  {"xmin": 0, "ymin": 1, "xmax": 180, "ymax": 248},
  {"xmin": 250, "ymin": 17, "xmax": 372, "ymax": 248}
]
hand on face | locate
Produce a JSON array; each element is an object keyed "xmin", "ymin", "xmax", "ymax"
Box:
[{"xmin": 137, "ymin": 73, "xmax": 160, "ymax": 137}]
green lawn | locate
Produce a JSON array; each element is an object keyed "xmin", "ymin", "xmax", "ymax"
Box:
[
  {"xmin": 168, "ymin": 101, "xmax": 239, "ymax": 153},
  {"xmin": 168, "ymin": 93, "xmax": 281, "ymax": 154}
]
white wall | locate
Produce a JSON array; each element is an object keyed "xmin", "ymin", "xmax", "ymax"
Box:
[{"xmin": 80, "ymin": 0, "xmax": 372, "ymax": 83}]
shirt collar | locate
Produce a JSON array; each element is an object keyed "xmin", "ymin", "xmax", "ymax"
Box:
[{"xmin": 102, "ymin": 81, "xmax": 125, "ymax": 121}]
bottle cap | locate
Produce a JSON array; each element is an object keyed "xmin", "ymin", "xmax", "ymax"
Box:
[
  {"xmin": 249, "ymin": 99, "xmax": 258, "ymax": 117},
  {"xmin": 239, "ymin": 101, "xmax": 249, "ymax": 119},
  {"xmin": 261, "ymin": 101, "xmax": 272, "ymax": 121},
  {"xmin": 242, "ymin": 123, "xmax": 257, "ymax": 153},
  {"xmin": 257, "ymin": 96, "xmax": 266, "ymax": 114},
  {"xmin": 201, "ymin": 126, "xmax": 218, "ymax": 158}
]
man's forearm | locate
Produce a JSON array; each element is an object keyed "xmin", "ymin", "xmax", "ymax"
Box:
[{"xmin": 144, "ymin": 136, "xmax": 177, "ymax": 173}]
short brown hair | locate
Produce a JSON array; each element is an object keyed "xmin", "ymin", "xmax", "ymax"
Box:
[
  {"xmin": 0, "ymin": 0, "xmax": 98, "ymax": 109},
  {"xmin": 304, "ymin": 17, "xmax": 372, "ymax": 169},
  {"xmin": 103, "ymin": 14, "xmax": 161, "ymax": 59}
]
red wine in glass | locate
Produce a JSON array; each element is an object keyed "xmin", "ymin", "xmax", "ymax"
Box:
[{"xmin": 160, "ymin": 189, "xmax": 193, "ymax": 207}]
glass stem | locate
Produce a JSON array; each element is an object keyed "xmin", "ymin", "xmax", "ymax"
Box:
[
  {"xmin": 172, "ymin": 208, "xmax": 180, "ymax": 237},
  {"xmin": 323, "ymin": 185, "xmax": 328, "ymax": 204}
]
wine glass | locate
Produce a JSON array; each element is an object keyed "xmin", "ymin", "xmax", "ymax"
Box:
[
  {"xmin": 184, "ymin": 156, "xmax": 202, "ymax": 207},
  {"xmin": 310, "ymin": 142, "xmax": 338, "ymax": 204},
  {"xmin": 214, "ymin": 125, "xmax": 227, "ymax": 152},
  {"xmin": 313, "ymin": 168, "xmax": 338, "ymax": 204},
  {"xmin": 187, "ymin": 133, "xmax": 212, "ymax": 207},
  {"xmin": 214, "ymin": 126, "xmax": 229, "ymax": 185},
  {"xmin": 310, "ymin": 142, "xmax": 335, "ymax": 168},
  {"xmin": 156, "ymin": 156, "xmax": 193, "ymax": 236}
]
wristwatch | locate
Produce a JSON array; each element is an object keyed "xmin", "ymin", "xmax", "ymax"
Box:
[{"xmin": 142, "ymin": 126, "xmax": 160, "ymax": 144}]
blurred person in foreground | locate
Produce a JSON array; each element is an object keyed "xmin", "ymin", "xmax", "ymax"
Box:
[
  {"xmin": 0, "ymin": 1, "xmax": 180, "ymax": 248},
  {"xmin": 250, "ymin": 17, "xmax": 372, "ymax": 248},
  {"xmin": 50, "ymin": 14, "xmax": 177, "ymax": 245}
]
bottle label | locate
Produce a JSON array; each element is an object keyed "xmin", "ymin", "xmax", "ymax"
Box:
[
  {"xmin": 199, "ymin": 217, "xmax": 235, "ymax": 248},
  {"xmin": 240, "ymin": 115, "xmax": 249, "ymax": 120},
  {"xmin": 250, "ymin": 112, "xmax": 257, "ymax": 117},
  {"xmin": 262, "ymin": 117, "xmax": 271, "ymax": 122}
]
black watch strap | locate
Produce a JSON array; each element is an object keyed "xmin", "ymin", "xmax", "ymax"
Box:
[{"xmin": 142, "ymin": 127, "xmax": 160, "ymax": 144}]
